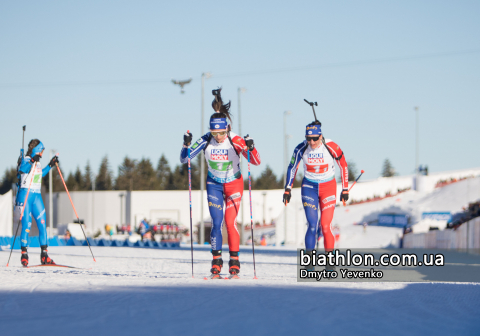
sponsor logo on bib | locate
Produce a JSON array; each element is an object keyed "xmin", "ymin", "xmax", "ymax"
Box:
[
  {"xmin": 211, "ymin": 149, "xmax": 228, "ymax": 161},
  {"xmin": 308, "ymin": 153, "xmax": 324, "ymax": 164}
]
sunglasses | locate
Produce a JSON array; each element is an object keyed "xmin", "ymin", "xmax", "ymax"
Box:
[
  {"xmin": 306, "ymin": 136, "xmax": 320, "ymax": 142},
  {"xmin": 211, "ymin": 131, "xmax": 227, "ymax": 136}
]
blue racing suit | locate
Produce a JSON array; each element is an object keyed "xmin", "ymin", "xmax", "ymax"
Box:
[{"xmin": 15, "ymin": 145, "xmax": 52, "ymax": 247}]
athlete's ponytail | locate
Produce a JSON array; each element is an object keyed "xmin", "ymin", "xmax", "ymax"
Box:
[
  {"xmin": 211, "ymin": 87, "xmax": 233, "ymax": 124},
  {"xmin": 26, "ymin": 139, "xmax": 41, "ymax": 157}
]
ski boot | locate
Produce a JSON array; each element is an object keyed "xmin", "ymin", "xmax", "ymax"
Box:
[
  {"xmin": 40, "ymin": 245, "xmax": 56, "ymax": 265},
  {"xmin": 228, "ymin": 251, "xmax": 240, "ymax": 279},
  {"xmin": 209, "ymin": 250, "xmax": 223, "ymax": 279},
  {"xmin": 21, "ymin": 247, "xmax": 28, "ymax": 267}
]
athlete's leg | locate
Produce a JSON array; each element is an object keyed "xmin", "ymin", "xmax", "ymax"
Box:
[
  {"xmin": 318, "ymin": 179, "xmax": 337, "ymax": 252},
  {"xmin": 223, "ymin": 177, "xmax": 243, "ymax": 275},
  {"xmin": 223, "ymin": 177, "xmax": 243, "ymax": 252},
  {"xmin": 18, "ymin": 190, "xmax": 32, "ymax": 248},
  {"xmin": 31, "ymin": 193, "xmax": 47, "ymax": 246},
  {"xmin": 206, "ymin": 177, "xmax": 225, "ymax": 251},
  {"xmin": 301, "ymin": 179, "xmax": 320, "ymax": 250}
]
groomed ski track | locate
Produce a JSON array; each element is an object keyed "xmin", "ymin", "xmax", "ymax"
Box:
[{"xmin": 1, "ymin": 246, "xmax": 479, "ymax": 336}]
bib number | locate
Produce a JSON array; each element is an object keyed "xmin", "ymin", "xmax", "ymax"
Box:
[{"xmin": 209, "ymin": 160, "xmax": 233, "ymax": 172}]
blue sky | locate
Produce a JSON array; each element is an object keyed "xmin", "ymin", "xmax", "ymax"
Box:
[{"xmin": 1, "ymin": 1, "xmax": 479, "ymax": 182}]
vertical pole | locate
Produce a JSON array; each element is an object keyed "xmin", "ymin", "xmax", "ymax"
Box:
[
  {"xmin": 92, "ymin": 173, "xmax": 95, "ymax": 233},
  {"xmin": 283, "ymin": 112, "xmax": 288, "ymax": 245},
  {"xmin": 238, "ymin": 87, "xmax": 244, "ymax": 244},
  {"xmin": 120, "ymin": 194, "xmax": 124, "ymax": 227},
  {"xmin": 415, "ymin": 106, "xmax": 419, "ymax": 177},
  {"xmin": 262, "ymin": 192, "xmax": 266, "ymax": 225},
  {"xmin": 283, "ymin": 111, "xmax": 291, "ymax": 245},
  {"xmin": 49, "ymin": 150, "xmax": 53, "ymax": 237},
  {"xmin": 200, "ymin": 73, "xmax": 205, "ymax": 244}
]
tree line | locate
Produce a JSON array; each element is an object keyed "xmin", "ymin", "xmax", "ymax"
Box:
[
  {"xmin": 0, "ymin": 154, "xmax": 309, "ymax": 194},
  {"xmin": 0, "ymin": 154, "xmax": 367, "ymax": 195}
]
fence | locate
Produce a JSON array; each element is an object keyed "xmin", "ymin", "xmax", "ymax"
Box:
[{"xmin": 403, "ymin": 217, "xmax": 480, "ymax": 251}]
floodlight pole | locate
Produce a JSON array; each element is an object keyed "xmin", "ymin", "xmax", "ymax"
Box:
[
  {"xmin": 238, "ymin": 87, "xmax": 246, "ymax": 244},
  {"xmin": 283, "ymin": 110, "xmax": 292, "ymax": 245},
  {"xmin": 49, "ymin": 150, "xmax": 53, "ymax": 237},
  {"xmin": 200, "ymin": 72, "xmax": 212, "ymax": 244}
]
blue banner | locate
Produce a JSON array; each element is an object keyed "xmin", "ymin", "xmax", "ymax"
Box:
[{"xmin": 421, "ymin": 212, "xmax": 451, "ymax": 221}]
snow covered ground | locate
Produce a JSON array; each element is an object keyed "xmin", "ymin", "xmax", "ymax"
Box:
[{"xmin": 1, "ymin": 246, "xmax": 480, "ymax": 336}]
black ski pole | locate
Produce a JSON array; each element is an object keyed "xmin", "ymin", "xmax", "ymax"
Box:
[
  {"xmin": 187, "ymin": 131, "xmax": 194, "ymax": 278},
  {"xmin": 22, "ymin": 125, "xmax": 26, "ymax": 153},
  {"xmin": 247, "ymin": 147, "xmax": 258, "ymax": 279}
]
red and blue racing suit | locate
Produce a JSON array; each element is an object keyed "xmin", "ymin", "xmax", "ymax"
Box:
[
  {"xmin": 285, "ymin": 138, "xmax": 348, "ymax": 251},
  {"xmin": 180, "ymin": 131, "xmax": 261, "ymax": 252}
]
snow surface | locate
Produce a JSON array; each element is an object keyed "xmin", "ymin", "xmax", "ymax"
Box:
[{"xmin": 1, "ymin": 246, "xmax": 480, "ymax": 336}]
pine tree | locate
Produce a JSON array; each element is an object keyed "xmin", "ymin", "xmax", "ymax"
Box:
[
  {"xmin": 347, "ymin": 161, "xmax": 358, "ymax": 182},
  {"xmin": 73, "ymin": 166, "xmax": 84, "ymax": 190},
  {"xmin": 42, "ymin": 162, "xmax": 64, "ymax": 192},
  {"xmin": 254, "ymin": 165, "xmax": 282, "ymax": 189},
  {"xmin": 83, "ymin": 161, "xmax": 93, "ymax": 190},
  {"xmin": 170, "ymin": 164, "xmax": 188, "ymax": 190},
  {"xmin": 136, "ymin": 158, "xmax": 157, "ymax": 190},
  {"xmin": 66, "ymin": 171, "xmax": 79, "ymax": 191},
  {"xmin": 381, "ymin": 159, "xmax": 396, "ymax": 177},
  {"xmin": 96, "ymin": 156, "xmax": 113, "ymax": 190},
  {"xmin": 116, "ymin": 156, "xmax": 136, "ymax": 190},
  {"xmin": 156, "ymin": 154, "xmax": 172, "ymax": 190}
]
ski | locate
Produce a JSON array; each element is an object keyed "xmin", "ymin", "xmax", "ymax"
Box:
[
  {"xmin": 204, "ymin": 274, "xmax": 223, "ymax": 280},
  {"xmin": 225, "ymin": 274, "xmax": 240, "ymax": 280},
  {"xmin": 24, "ymin": 264, "xmax": 86, "ymax": 269}
]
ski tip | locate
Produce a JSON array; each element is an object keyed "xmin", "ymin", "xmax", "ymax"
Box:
[
  {"xmin": 254, "ymin": 276, "xmax": 258, "ymax": 280},
  {"xmin": 361, "ymin": 170, "xmax": 365, "ymax": 173},
  {"xmin": 93, "ymin": 258, "xmax": 97, "ymax": 262},
  {"xmin": 6, "ymin": 263, "xmax": 9, "ymax": 267}
]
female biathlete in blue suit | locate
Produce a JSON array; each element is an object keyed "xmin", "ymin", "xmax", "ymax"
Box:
[
  {"xmin": 16, "ymin": 139, "xmax": 58, "ymax": 266},
  {"xmin": 180, "ymin": 88, "xmax": 261, "ymax": 278},
  {"xmin": 283, "ymin": 121, "xmax": 348, "ymax": 258}
]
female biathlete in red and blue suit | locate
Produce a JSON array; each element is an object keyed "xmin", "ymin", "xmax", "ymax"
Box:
[
  {"xmin": 180, "ymin": 88, "xmax": 261, "ymax": 278},
  {"xmin": 283, "ymin": 121, "xmax": 348, "ymax": 256}
]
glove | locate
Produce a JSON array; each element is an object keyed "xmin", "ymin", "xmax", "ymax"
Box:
[
  {"xmin": 340, "ymin": 190, "xmax": 349, "ymax": 202},
  {"xmin": 244, "ymin": 135, "xmax": 254, "ymax": 151},
  {"xmin": 283, "ymin": 188, "xmax": 291, "ymax": 205},
  {"xmin": 31, "ymin": 154, "xmax": 41, "ymax": 163},
  {"xmin": 184, "ymin": 132, "xmax": 192, "ymax": 146},
  {"xmin": 49, "ymin": 156, "xmax": 59, "ymax": 168}
]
